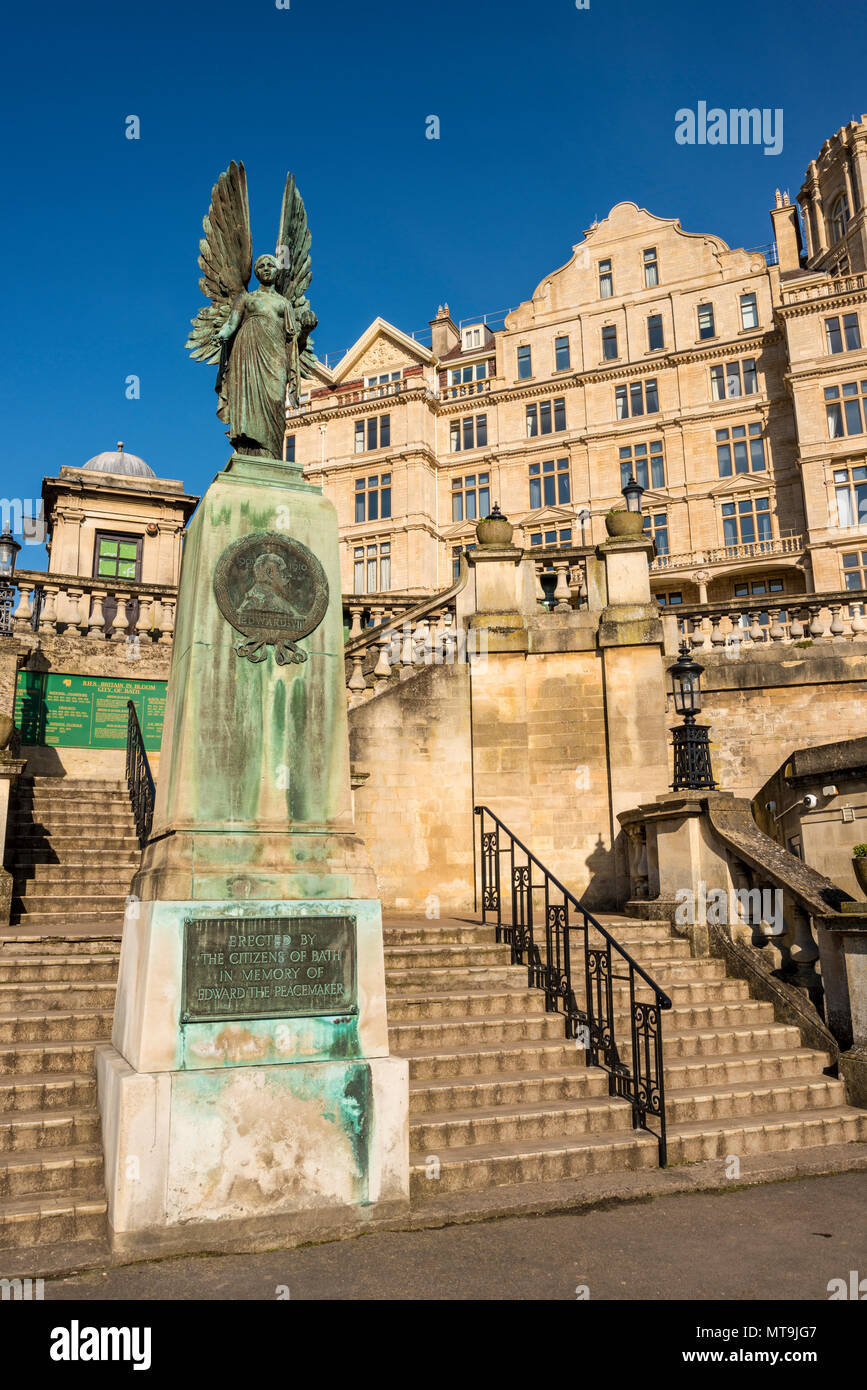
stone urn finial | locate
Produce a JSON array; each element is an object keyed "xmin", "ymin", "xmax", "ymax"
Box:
[{"xmin": 476, "ymin": 503, "xmax": 514, "ymax": 548}]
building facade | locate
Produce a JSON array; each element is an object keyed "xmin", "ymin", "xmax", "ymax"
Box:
[{"xmin": 289, "ymin": 115, "xmax": 867, "ymax": 616}]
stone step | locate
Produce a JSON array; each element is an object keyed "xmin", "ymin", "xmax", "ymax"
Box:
[
  {"xmin": 404, "ymin": 1039, "xmax": 581, "ymax": 1082},
  {"xmin": 13, "ymin": 848, "xmax": 139, "ymax": 865},
  {"xmin": 0, "ymin": 1040, "xmax": 103, "ymax": 1077},
  {"xmin": 17, "ymin": 778, "xmax": 125, "ymax": 792},
  {"xmin": 11, "ymin": 911, "xmax": 128, "ymax": 929},
  {"xmin": 0, "ymin": 982, "xmax": 117, "ymax": 1012},
  {"xmin": 0, "ymin": 1072, "xmax": 97, "ymax": 1114},
  {"xmin": 384, "ymin": 964, "xmax": 526, "ymax": 990},
  {"xmin": 0, "ymin": 1108, "xmax": 100, "ymax": 1154},
  {"xmin": 0, "ymin": 937, "xmax": 121, "ymax": 955},
  {"xmin": 665, "ymin": 1106, "xmax": 867, "ymax": 1164},
  {"xmin": 627, "ymin": 1021, "xmax": 805, "ymax": 1061},
  {"xmin": 387, "ymin": 988, "xmax": 549, "ymax": 1022},
  {"xmin": 663, "ymin": 1075, "xmax": 847, "ymax": 1125},
  {"xmin": 382, "ymin": 923, "xmax": 498, "ymax": 946},
  {"xmin": 16, "ymin": 795, "xmax": 129, "ymax": 806},
  {"xmin": 409, "ymin": 1129, "xmax": 658, "ymax": 1197},
  {"xmin": 14, "ymin": 895, "xmax": 131, "ymax": 915},
  {"xmin": 389, "ymin": 1012, "xmax": 567, "ymax": 1052},
  {"xmin": 662, "ymin": 1047, "xmax": 833, "ymax": 1089},
  {"xmin": 0, "ymin": 1145, "xmax": 104, "ymax": 1200},
  {"xmin": 409, "ymin": 1066, "xmax": 610, "ymax": 1114},
  {"xmin": 410, "ymin": 1095, "xmax": 636, "ymax": 1150},
  {"xmin": 389, "ymin": 997, "xmax": 775, "ymax": 1054},
  {"xmin": 0, "ymin": 955, "xmax": 120, "ymax": 983},
  {"xmin": 0, "ymin": 1011, "xmax": 113, "ymax": 1044},
  {"xmin": 12, "ymin": 823, "xmax": 138, "ymax": 840},
  {"xmin": 383, "ymin": 943, "xmax": 514, "ymax": 970},
  {"xmin": 13, "ymin": 869, "xmax": 137, "ymax": 888},
  {"xmin": 0, "ymin": 1192, "xmax": 107, "ymax": 1249}
]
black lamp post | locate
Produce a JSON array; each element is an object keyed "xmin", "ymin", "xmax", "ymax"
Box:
[
  {"xmin": 0, "ymin": 528, "xmax": 20, "ymax": 636},
  {"xmin": 669, "ymin": 640, "xmax": 716, "ymax": 790},
  {"xmin": 622, "ymin": 473, "xmax": 644, "ymax": 514}
]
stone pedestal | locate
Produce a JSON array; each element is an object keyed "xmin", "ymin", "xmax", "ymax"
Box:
[{"xmin": 97, "ymin": 454, "xmax": 408, "ymax": 1253}]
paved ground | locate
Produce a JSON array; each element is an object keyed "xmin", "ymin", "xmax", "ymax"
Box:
[{"xmin": 44, "ymin": 1171, "xmax": 867, "ymax": 1301}]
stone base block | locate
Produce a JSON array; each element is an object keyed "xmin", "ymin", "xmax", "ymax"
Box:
[
  {"xmin": 839, "ymin": 1047, "xmax": 867, "ymax": 1108},
  {"xmin": 96, "ymin": 1044, "xmax": 409, "ymax": 1246}
]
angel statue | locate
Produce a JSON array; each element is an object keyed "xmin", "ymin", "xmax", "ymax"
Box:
[{"xmin": 186, "ymin": 161, "xmax": 318, "ymax": 461}]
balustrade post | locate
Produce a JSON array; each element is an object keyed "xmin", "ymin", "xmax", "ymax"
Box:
[
  {"xmin": 851, "ymin": 604, "xmax": 867, "ymax": 638},
  {"xmin": 348, "ymin": 605, "xmax": 364, "ymax": 640},
  {"xmin": 789, "ymin": 606, "xmax": 805, "ymax": 641},
  {"xmin": 347, "ymin": 654, "xmax": 366, "ymax": 692},
  {"xmin": 64, "ymin": 586, "xmax": 85, "ymax": 633},
  {"xmin": 553, "ymin": 560, "xmax": 572, "ymax": 611},
  {"xmin": 533, "ymin": 562, "xmax": 546, "ymax": 608},
  {"xmin": 829, "ymin": 603, "xmax": 846, "ymax": 641},
  {"xmin": 40, "ymin": 584, "xmax": 59, "ymax": 636},
  {"xmin": 111, "ymin": 591, "xmax": 131, "ymax": 642},
  {"xmin": 768, "ymin": 609, "xmax": 786, "ymax": 642},
  {"xmin": 135, "ymin": 595, "xmax": 154, "ymax": 651},
  {"xmin": 158, "ymin": 598, "xmax": 175, "ymax": 645},
  {"xmin": 87, "ymin": 590, "xmax": 107, "ymax": 639},
  {"xmin": 808, "ymin": 605, "xmax": 827, "ymax": 640},
  {"xmin": 12, "ymin": 582, "xmax": 35, "ymax": 634},
  {"xmin": 372, "ymin": 634, "xmax": 392, "ymax": 691}
]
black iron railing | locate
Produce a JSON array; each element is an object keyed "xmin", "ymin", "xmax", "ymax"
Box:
[
  {"xmin": 475, "ymin": 805, "xmax": 672, "ymax": 1165},
  {"xmin": 125, "ymin": 701, "xmax": 155, "ymax": 848}
]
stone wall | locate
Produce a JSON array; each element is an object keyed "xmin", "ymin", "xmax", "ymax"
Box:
[
  {"xmin": 349, "ymin": 662, "xmax": 474, "ymax": 915},
  {"xmin": 695, "ymin": 645, "xmax": 867, "ymax": 799}
]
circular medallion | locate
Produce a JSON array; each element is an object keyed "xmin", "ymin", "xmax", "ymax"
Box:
[{"xmin": 213, "ymin": 531, "xmax": 329, "ymax": 665}]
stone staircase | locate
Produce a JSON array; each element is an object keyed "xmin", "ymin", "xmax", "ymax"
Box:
[
  {"xmin": 383, "ymin": 914, "xmax": 867, "ymax": 1202},
  {"xmin": 0, "ymin": 933, "xmax": 119, "ymax": 1252},
  {"xmin": 1, "ymin": 901, "xmax": 864, "ymax": 1257},
  {"xmin": 10, "ymin": 778, "xmax": 138, "ymax": 932}
]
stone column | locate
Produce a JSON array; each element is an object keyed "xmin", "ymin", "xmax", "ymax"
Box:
[{"xmin": 596, "ymin": 527, "xmax": 672, "ymax": 905}]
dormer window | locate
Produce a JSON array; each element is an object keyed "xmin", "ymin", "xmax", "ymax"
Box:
[
  {"xmin": 831, "ymin": 194, "xmax": 851, "ymax": 244},
  {"xmin": 461, "ymin": 323, "xmax": 493, "ymax": 351}
]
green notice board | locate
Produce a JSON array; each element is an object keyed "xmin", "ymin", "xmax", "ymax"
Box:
[{"xmin": 14, "ymin": 673, "xmax": 166, "ymax": 752}]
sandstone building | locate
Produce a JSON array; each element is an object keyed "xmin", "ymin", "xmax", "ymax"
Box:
[{"xmin": 290, "ymin": 116, "xmax": 867, "ymax": 619}]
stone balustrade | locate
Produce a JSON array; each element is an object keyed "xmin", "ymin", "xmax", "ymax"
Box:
[
  {"xmin": 650, "ymin": 534, "xmax": 803, "ymax": 574},
  {"xmin": 532, "ymin": 546, "xmax": 589, "ymax": 611},
  {"xmin": 660, "ymin": 589, "xmax": 867, "ymax": 655},
  {"xmin": 780, "ymin": 272, "xmax": 866, "ymax": 305},
  {"xmin": 9, "ymin": 570, "xmax": 177, "ymax": 645},
  {"xmin": 342, "ymin": 592, "xmax": 432, "ymax": 641},
  {"xmin": 344, "ymin": 558, "xmax": 468, "ymax": 705},
  {"xmin": 438, "ymin": 378, "xmax": 493, "ymax": 401}
]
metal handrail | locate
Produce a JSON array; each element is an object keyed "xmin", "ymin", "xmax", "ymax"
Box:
[
  {"xmin": 125, "ymin": 701, "xmax": 155, "ymax": 849},
  {"xmin": 475, "ymin": 804, "xmax": 672, "ymax": 1165}
]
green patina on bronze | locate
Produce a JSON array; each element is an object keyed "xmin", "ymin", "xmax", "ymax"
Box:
[{"xmin": 186, "ymin": 162, "xmax": 318, "ymax": 461}]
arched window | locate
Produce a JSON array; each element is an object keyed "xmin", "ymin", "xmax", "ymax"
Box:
[{"xmin": 831, "ymin": 193, "xmax": 850, "ymax": 244}]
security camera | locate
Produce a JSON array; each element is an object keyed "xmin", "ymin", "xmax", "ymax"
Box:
[{"xmin": 802, "ymin": 794, "xmax": 818, "ymax": 810}]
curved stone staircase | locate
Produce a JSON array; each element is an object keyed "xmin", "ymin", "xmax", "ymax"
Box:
[{"xmin": 383, "ymin": 914, "xmax": 867, "ymax": 1205}]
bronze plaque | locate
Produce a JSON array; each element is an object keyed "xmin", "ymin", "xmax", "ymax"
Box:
[
  {"xmin": 181, "ymin": 916, "xmax": 357, "ymax": 1023},
  {"xmin": 213, "ymin": 531, "xmax": 329, "ymax": 665}
]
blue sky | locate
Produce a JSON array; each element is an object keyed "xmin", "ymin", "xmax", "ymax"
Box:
[{"xmin": 3, "ymin": 0, "xmax": 866, "ymax": 562}]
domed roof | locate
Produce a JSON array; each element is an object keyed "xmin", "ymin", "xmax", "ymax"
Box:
[{"xmin": 82, "ymin": 442, "xmax": 156, "ymax": 479}]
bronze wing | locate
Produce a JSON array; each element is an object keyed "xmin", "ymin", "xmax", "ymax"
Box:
[
  {"xmin": 274, "ymin": 172, "xmax": 317, "ymax": 375},
  {"xmin": 185, "ymin": 161, "xmax": 253, "ymax": 365}
]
